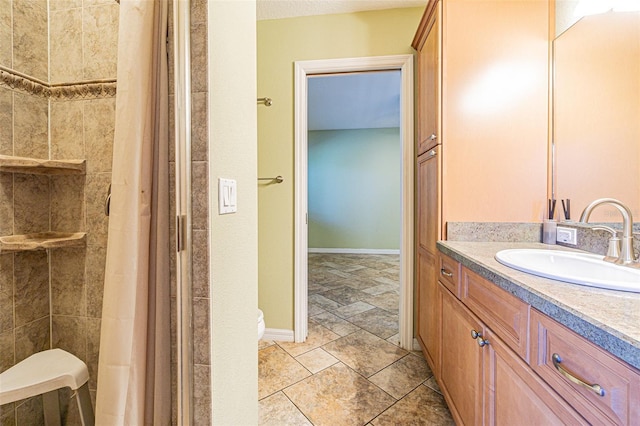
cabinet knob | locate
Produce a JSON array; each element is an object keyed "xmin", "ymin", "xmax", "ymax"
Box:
[
  {"xmin": 440, "ymin": 268, "xmax": 453, "ymax": 277},
  {"xmin": 429, "ymin": 133, "xmax": 437, "ymax": 141},
  {"xmin": 471, "ymin": 329, "xmax": 489, "ymax": 347},
  {"xmin": 470, "ymin": 329, "xmax": 481, "ymax": 339}
]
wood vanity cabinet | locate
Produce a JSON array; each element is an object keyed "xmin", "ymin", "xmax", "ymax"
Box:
[{"xmin": 435, "ymin": 251, "xmax": 640, "ymax": 425}]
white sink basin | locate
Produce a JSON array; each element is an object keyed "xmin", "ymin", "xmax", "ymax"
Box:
[{"xmin": 495, "ymin": 249, "xmax": 640, "ymax": 293}]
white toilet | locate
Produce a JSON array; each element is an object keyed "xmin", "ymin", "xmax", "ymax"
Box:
[{"xmin": 258, "ymin": 309, "xmax": 265, "ymax": 340}]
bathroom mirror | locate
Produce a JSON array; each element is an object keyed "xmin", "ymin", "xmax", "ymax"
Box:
[{"xmin": 553, "ymin": 7, "xmax": 640, "ymax": 223}]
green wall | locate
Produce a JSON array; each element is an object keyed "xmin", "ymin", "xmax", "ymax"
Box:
[
  {"xmin": 308, "ymin": 128, "xmax": 401, "ymax": 251},
  {"xmin": 257, "ymin": 6, "xmax": 424, "ymax": 330}
]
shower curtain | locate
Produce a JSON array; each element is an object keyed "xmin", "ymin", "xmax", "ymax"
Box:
[{"xmin": 95, "ymin": 0, "xmax": 170, "ymax": 424}]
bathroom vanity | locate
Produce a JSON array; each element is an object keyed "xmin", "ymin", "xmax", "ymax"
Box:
[{"xmin": 430, "ymin": 241, "xmax": 640, "ymax": 425}]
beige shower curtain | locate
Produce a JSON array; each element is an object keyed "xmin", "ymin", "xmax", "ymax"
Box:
[{"xmin": 95, "ymin": 0, "xmax": 170, "ymax": 424}]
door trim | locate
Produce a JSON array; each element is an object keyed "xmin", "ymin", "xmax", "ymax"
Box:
[{"xmin": 294, "ymin": 55, "xmax": 414, "ymax": 348}]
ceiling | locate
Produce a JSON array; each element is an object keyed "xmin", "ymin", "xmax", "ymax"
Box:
[
  {"xmin": 256, "ymin": 0, "xmax": 425, "ymax": 21},
  {"xmin": 308, "ymin": 71, "xmax": 401, "ymax": 131}
]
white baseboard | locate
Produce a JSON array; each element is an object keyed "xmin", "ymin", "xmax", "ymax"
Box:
[
  {"xmin": 263, "ymin": 328, "xmax": 294, "ymax": 342},
  {"xmin": 308, "ymin": 248, "xmax": 400, "ymax": 255}
]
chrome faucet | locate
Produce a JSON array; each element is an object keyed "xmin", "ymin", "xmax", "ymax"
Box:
[{"xmin": 579, "ymin": 198, "xmax": 638, "ymax": 266}]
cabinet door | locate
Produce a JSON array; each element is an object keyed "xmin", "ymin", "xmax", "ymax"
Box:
[
  {"xmin": 484, "ymin": 328, "xmax": 588, "ymax": 425},
  {"xmin": 417, "ymin": 147, "xmax": 439, "ymax": 255},
  {"xmin": 439, "ymin": 283, "xmax": 484, "ymax": 426},
  {"xmin": 417, "ymin": 249, "xmax": 439, "ymax": 371},
  {"xmin": 416, "ymin": 3, "xmax": 440, "ymax": 155}
]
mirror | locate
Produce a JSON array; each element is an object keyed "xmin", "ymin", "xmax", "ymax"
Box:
[{"xmin": 553, "ymin": 6, "xmax": 640, "ymax": 223}]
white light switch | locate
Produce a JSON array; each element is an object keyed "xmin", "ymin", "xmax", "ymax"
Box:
[{"xmin": 218, "ymin": 178, "xmax": 237, "ymax": 214}]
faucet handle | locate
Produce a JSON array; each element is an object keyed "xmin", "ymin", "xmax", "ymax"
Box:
[{"xmin": 592, "ymin": 226, "xmax": 621, "ymax": 261}]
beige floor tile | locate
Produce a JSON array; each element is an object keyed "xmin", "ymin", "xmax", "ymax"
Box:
[
  {"xmin": 310, "ymin": 311, "xmax": 360, "ymax": 336},
  {"xmin": 347, "ymin": 307, "xmax": 399, "ymax": 339},
  {"xmin": 258, "ymin": 339, "xmax": 275, "ymax": 351},
  {"xmin": 321, "ymin": 286, "xmax": 372, "ymax": 305},
  {"xmin": 424, "ymin": 377, "xmax": 442, "ymax": 394},
  {"xmin": 284, "ymin": 363, "xmax": 395, "ymax": 426},
  {"xmin": 369, "ymin": 353, "xmax": 433, "ymax": 399},
  {"xmin": 259, "ymin": 391, "xmax": 312, "ymax": 426},
  {"xmin": 332, "ymin": 301, "xmax": 375, "ymax": 319},
  {"xmin": 278, "ymin": 322, "xmax": 341, "ymax": 357},
  {"xmin": 308, "ymin": 293, "xmax": 342, "ymax": 311},
  {"xmin": 363, "ymin": 291, "xmax": 400, "ymax": 312},
  {"xmin": 295, "ymin": 348, "xmax": 339, "ymax": 374},
  {"xmin": 371, "ymin": 385, "xmax": 455, "ymax": 426},
  {"xmin": 323, "ymin": 329, "xmax": 407, "ymax": 377},
  {"xmin": 308, "ymin": 304, "xmax": 326, "ymax": 316},
  {"xmin": 259, "ymin": 345, "xmax": 311, "ymax": 399}
]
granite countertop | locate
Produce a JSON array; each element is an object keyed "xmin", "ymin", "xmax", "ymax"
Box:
[{"xmin": 437, "ymin": 241, "xmax": 640, "ymax": 370}]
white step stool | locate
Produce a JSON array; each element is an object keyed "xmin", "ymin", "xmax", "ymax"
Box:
[{"xmin": 0, "ymin": 349, "xmax": 95, "ymax": 426}]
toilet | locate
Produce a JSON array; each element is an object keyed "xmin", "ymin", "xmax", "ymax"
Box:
[{"xmin": 258, "ymin": 309, "xmax": 265, "ymax": 340}]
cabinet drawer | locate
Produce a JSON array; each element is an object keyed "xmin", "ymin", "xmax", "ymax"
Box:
[
  {"xmin": 531, "ymin": 309, "xmax": 640, "ymax": 425},
  {"xmin": 438, "ymin": 253, "xmax": 460, "ymax": 295},
  {"xmin": 460, "ymin": 267, "xmax": 529, "ymax": 360}
]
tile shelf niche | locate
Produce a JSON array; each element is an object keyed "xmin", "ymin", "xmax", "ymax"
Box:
[
  {"xmin": 0, "ymin": 232, "xmax": 87, "ymax": 253},
  {"xmin": 0, "ymin": 155, "xmax": 87, "ymax": 253},
  {"xmin": 0, "ymin": 155, "xmax": 86, "ymax": 175}
]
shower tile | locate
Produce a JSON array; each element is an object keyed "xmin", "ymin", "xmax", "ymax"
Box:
[
  {"xmin": 85, "ymin": 172, "xmax": 111, "ymax": 247},
  {"xmin": 13, "ymin": 174, "xmax": 49, "ymax": 235},
  {"xmin": 49, "ymin": 0, "xmax": 82, "ymax": 11},
  {"xmin": 15, "ymin": 395, "xmax": 44, "ymax": 426},
  {"xmin": 86, "ymin": 318, "xmax": 100, "ymax": 391},
  {"xmin": 50, "ymin": 100, "xmax": 84, "ymax": 160},
  {"xmin": 84, "ymin": 98, "xmax": 115, "ymax": 173},
  {"xmin": 193, "ymin": 297, "xmax": 210, "ymax": 365},
  {"xmin": 86, "ymin": 245, "xmax": 106, "ymax": 318},
  {"xmin": 0, "ymin": 87, "xmax": 12, "ymax": 155},
  {"xmin": 191, "ymin": 0, "xmax": 207, "ymax": 25},
  {"xmin": 190, "ymin": 22, "xmax": 207, "ymax": 93},
  {"xmin": 52, "ymin": 315, "xmax": 87, "ymax": 361},
  {"xmin": 0, "ymin": 0, "xmax": 11, "ymax": 68},
  {"xmin": 12, "ymin": 0, "xmax": 48, "ymax": 81},
  {"xmin": 15, "ymin": 315, "xmax": 50, "ymax": 363},
  {"xmin": 193, "ymin": 364, "xmax": 211, "ymax": 425},
  {"xmin": 192, "ymin": 229, "xmax": 209, "ymax": 298},
  {"xmin": 0, "ymin": 173, "xmax": 14, "ymax": 236},
  {"xmin": 13, "ymin": 92, "xmax": 48, "ymax": 159},
  {"xmin": 191, "ymin": 92, "xmax": 208, "ymax": 161},
  {"xmin": 50, "ymin": 8, "xmax": 83, "ymax": 84},
  {"xmin": 51, "ymin": 175, "xmax": 85, "ymax": 233},
  {"xmin": 82, "ymin": 3, "xmax": 119, "ymax": 80},
  {"xmin": 191, "ymin": 161, "xmax": 208, "ymax": 231},
  {"xmin": 0, "ymin": 401, "xmax": 15, "ymax": 426},
  {"xmin": 14, "ymin": 251, "xmax": 49, "ymax": 327},
  {"xmin": 84, "ymin": 0, "xmax": 115, "ymax": 6},
  {"xmin": 0, "ymin": 254, "xmax": 14, "ymax": 333},
  {"xmin": 0, "ymin": 329, "xmax": 14, "ymax": 373},
  {"xmin": 51, "ymin": 248, "xmax": 86, "ymax": 316}
]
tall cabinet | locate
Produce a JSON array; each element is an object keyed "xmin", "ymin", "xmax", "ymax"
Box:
[
  {"xmin": 413, "ymin": 0, "xmax": 441, "ymax": 373},
  {"xmin": 413, "ymin": 0, "xmax": 551, "ymax": 419}
]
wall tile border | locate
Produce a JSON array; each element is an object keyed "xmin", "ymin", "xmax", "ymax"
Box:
[{"xmin": 0, "ymin": 67, "xmax": 116, "ymax": 100}]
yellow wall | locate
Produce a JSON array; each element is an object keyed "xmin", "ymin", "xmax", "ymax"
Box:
[
  {"xmin": 209, "ymin": 1, "xmax": 258, "ymax": 423},
  {"xmin": 257, "ymin": 7, "xmax": 424, "ymax": 330}
]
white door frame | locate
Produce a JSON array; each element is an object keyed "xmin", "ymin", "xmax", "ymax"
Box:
[{"xmin": 294, "ymin": 55, "xmax": 414, "ymax": 349}]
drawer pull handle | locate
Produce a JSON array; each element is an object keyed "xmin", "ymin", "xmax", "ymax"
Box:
[
  {"xmin": 552, "ymin": 353, "xmax": 605, "ymax": 397},
  {"xmin": 470, "ymin": 330, "xmax": 489, "ymax": 347},
  {"xmin": 440, "ymin": 268, "xmax": 453, "ymax": 278}
]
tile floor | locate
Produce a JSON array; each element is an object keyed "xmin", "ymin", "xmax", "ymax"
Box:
[{"xmin": 258, "ymin": 253, "xmax": 454, "ymax": 425}]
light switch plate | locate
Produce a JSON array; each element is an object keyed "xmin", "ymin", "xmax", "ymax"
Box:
[{"xmin": 218, "ymin": 178, "xmax": 237, "ymax": 214}]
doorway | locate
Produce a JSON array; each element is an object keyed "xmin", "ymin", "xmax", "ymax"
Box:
[{"xmin": 293, "ymin": 55, "xmax": 414, "ymax": 349}]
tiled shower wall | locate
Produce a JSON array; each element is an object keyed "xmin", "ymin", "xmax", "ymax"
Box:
[{"xmin": 0, "ymin": 0, "xmax": 118, "ymax": 424}]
